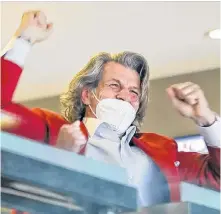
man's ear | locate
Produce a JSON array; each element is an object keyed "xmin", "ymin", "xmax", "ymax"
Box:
[{"xmin": 81, "ymin": 88, "xmax": 92, "ymax": 105}]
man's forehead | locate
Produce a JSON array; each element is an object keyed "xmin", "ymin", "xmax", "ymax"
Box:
[
  {"xmin": 103, "ymin": 62, "xmax": 140, "ymax": 78},
  {"xmin": 104, "ymin": 61, "xmax": 130, "ymax": 72},
  {"xmin": 101, "ymin": 62, "xmax": 140, "ymax": 88}
]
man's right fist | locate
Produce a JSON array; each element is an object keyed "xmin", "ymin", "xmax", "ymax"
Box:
[
  {"xmin": 14, "ymin": 11, "xmax": 53, "ymax": 44},
  {"xmin": 56, "ymin": 121, "xmax": 89, "ymax": 154}
]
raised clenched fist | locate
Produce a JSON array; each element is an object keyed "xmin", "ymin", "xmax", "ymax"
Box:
[
  {"xmin": 14, "ymin": 10, "xmax": 53, "ymax": 44},
  {"xmin": 167, "ymin": 82, "xmax": 215, "ymax": 126},
  {"xmin": 56, "ymin": 121, "xmax": 89, "ymax": 154}
]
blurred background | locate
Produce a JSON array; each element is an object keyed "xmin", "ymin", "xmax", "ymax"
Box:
[{"xmin": 1, "ymin": 1, "xmax": 220, "ymax": 151}]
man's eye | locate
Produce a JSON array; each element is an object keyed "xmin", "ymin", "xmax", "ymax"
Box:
[
  {"xmin": 109, "ymin": 83, "xmax": 119, "ymax": 88},
  {"xmin": 131, "ymin": 90, "xmax": 139, "ymax": 96}
]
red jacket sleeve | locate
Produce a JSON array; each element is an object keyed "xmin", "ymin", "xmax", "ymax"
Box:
[
  {"xmin": 1, "ymin": 57, "xmax": 67, "ymax": 144},
  {"xmin": 178, "ymin": 146, "xmax": 220, "ymax": 191}
]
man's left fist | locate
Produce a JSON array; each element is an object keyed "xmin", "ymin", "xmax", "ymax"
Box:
[{"xmin": 166, "ymin": 82, "xmax": 215, "ymax": 126}]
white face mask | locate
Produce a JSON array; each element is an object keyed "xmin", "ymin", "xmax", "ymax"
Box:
[{"xmin": 89, "ymin": 91, "xmax": 137, "ymax": 135}]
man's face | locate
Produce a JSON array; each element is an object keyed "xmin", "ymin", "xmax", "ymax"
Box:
[{"xmin": 83, "ymin": 62, "xmax": 141, "ymax": 118}]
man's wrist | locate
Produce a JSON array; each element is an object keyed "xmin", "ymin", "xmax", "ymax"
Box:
[
  {"xmin": 17, "ymin": 35, "xmax": 33, "ymax": 45},
  {"xmin": 192, "ymin": 112, "xmax": 216, "ymax": 127}
]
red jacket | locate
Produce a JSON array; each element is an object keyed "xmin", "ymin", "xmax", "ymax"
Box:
[{"xmin": 1, "ymin": 57, "xmax": 220, "ymax": 202}]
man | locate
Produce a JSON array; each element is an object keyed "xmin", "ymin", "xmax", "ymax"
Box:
[{"xmin": 1, "ymin": 11, "xmax": 220, "ymax": 208}]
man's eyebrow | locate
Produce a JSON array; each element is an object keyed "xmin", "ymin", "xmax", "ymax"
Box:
[
  {"xmin": 106, "ymin": 78, "xmax": 121, "ymax": 84},
  {"xmin": 106, "ymin": 78, "xmax": 140, "ymax": 91},
  {"xmin": 130, "ymin": 86, "xmax": 140, "ymax": 91}
]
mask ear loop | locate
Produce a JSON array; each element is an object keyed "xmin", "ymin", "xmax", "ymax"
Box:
[
  {"xmin": 91, "ymin": 90, "xmax": 100, "ymax": 103},
  {"xmin": 88, "ymin": 105, "xmax": 97, "ymax": 118},
  {"xmin": 88, "ymin": 89, "xmax": 100, "ymax": 118}
]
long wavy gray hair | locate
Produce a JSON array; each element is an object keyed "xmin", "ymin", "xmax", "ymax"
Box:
[{"xmin": 60, "ymin": 51, "xmax": 149, "ymax": 129}]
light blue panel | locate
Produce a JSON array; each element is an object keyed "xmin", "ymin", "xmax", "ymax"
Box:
[
  {"xmin": 180, "ymin": 182, "xmax": 220, "ymax": 210},
  {"xmin": 1, "ymin": 132, "xmax": 129, "ymax": 186}
]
